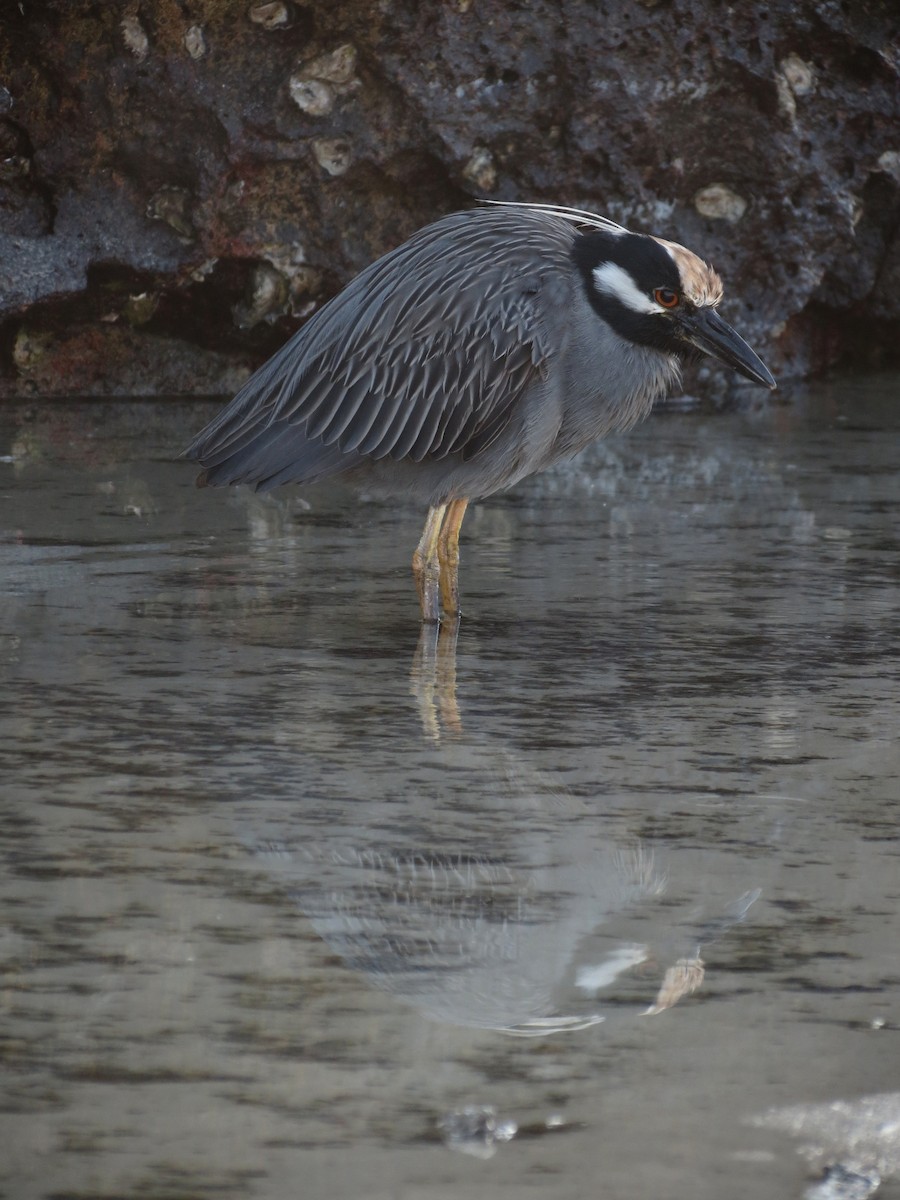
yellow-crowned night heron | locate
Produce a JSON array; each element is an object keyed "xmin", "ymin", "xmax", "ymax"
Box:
[{"xmin": 186, "ymin": 202, "xmax": 775, "ymax": 621}]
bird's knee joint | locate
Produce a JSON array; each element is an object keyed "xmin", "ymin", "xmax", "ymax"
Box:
[{"xmin": 438, "ymin": 539, "xmax": 460, "ymax": 570}]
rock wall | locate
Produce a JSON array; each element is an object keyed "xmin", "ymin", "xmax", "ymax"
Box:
[{"xmin": 1, "ymin": 0, "xmax": 898, "ymax": 399}]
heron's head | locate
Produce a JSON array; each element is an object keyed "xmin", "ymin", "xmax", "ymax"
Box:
[{"xmin": 572, "ymin": 228, "xmax": 776, "ymax": 390}]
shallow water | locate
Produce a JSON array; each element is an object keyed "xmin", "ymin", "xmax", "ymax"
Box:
[{"xmin": 1, "ymin": 377, "xmax": 899, "ymax": 1200}]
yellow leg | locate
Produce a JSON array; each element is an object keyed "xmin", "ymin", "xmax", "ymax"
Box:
[
  {"xmin": 412, "ymin": 504, "xmax": 446, "ymax": 623},
  {"xmin": 437, "ymin": 498, "xmax": 469, "ymax": 619}
]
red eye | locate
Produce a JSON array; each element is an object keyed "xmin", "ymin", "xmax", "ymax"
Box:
[{"xmin": 654, "ymin": 288, "xmax": 680, "ymax": 308}]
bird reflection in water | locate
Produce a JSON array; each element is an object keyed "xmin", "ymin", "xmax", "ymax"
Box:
[
  {"xmin": 223, "ymin": 505, "xmax": 765, "ymax": 1031},
  {"xmin": 241, "ymin": 755, "xmax": 763, "ymax": 1036}
]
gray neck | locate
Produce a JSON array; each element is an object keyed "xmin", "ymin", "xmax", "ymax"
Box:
[{"xmin": 554, "ymin": 295, "xmax": 680, "ymax": 459}]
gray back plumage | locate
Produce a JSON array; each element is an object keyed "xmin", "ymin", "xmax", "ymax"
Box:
[{"xmin": 186, "ymin": 207, "xmax": 579, "ymax": 490}]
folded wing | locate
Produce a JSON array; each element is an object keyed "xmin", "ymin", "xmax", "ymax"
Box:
[{"xmin": 185, "ymin": 209, "xmax": 574, "ymax": 491}]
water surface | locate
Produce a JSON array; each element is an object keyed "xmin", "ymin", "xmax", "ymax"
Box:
[{"xmin": 2, "ymin": 377, "xmax": 899, "ymax": 1199}]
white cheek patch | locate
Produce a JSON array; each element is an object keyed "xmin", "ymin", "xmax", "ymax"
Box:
[{"xmin": 592, "ymin": 262, "xmax": 665, "ymax": 314}]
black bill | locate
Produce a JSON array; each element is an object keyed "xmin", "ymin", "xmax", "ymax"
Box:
[{"xmin": 681, "ymin": 308, "xmax": 776, "ymax": 390}]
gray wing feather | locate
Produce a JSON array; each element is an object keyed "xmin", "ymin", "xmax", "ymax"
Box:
[{"xmin": 186, "ymin": 208, "xmax": 576, "ymax": 483}]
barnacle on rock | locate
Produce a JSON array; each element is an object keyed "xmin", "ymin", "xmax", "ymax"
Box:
[
  {"xmin": 184, "ymin": 25, "xmax": 207, "ymax": 60},
  {"xmin": 233, "ymin": 263, "xmax": 290, "ymax": 328},
  {"xmin": 301, "ymin": 44, "xmax": 358, "ymax": 87},
  {"xmin": 146, "ymin": 187, "xmax": 195, "ymax": 238},
  {"xmin": 693, "ymin": 184, "xmax": 747, "ymax": 224},
  {"xmin": 124, "ymin": 292, "xmax": 159, "ymax": 326},
  {"xmin": 462, "ymin": 147, "xmax": 497, "ymax": 192},
  {"xmin": 121, "ymin": 13, "xmax": 149, "ymax": 61},
  {"xmin": 13, "ymin": 329, "xmax": 52, "ymax": 372},
  {"xmin": 780, "ymin": 53, "xmax": 815, "ymax": 97},
  {"xmin": 312, "ymin": 138, "xmax": 352, "ymax": 176},
  {"xmin": 249, "ymin": 2, "xmax": 295, "ymax": 30},
  {"xmin": 289, "ymin": 43, "xmax": 359, "ymax": 115},
  {"xmin": 289, "ymin": 76, "xmax": 334, "ymax": 116}
]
